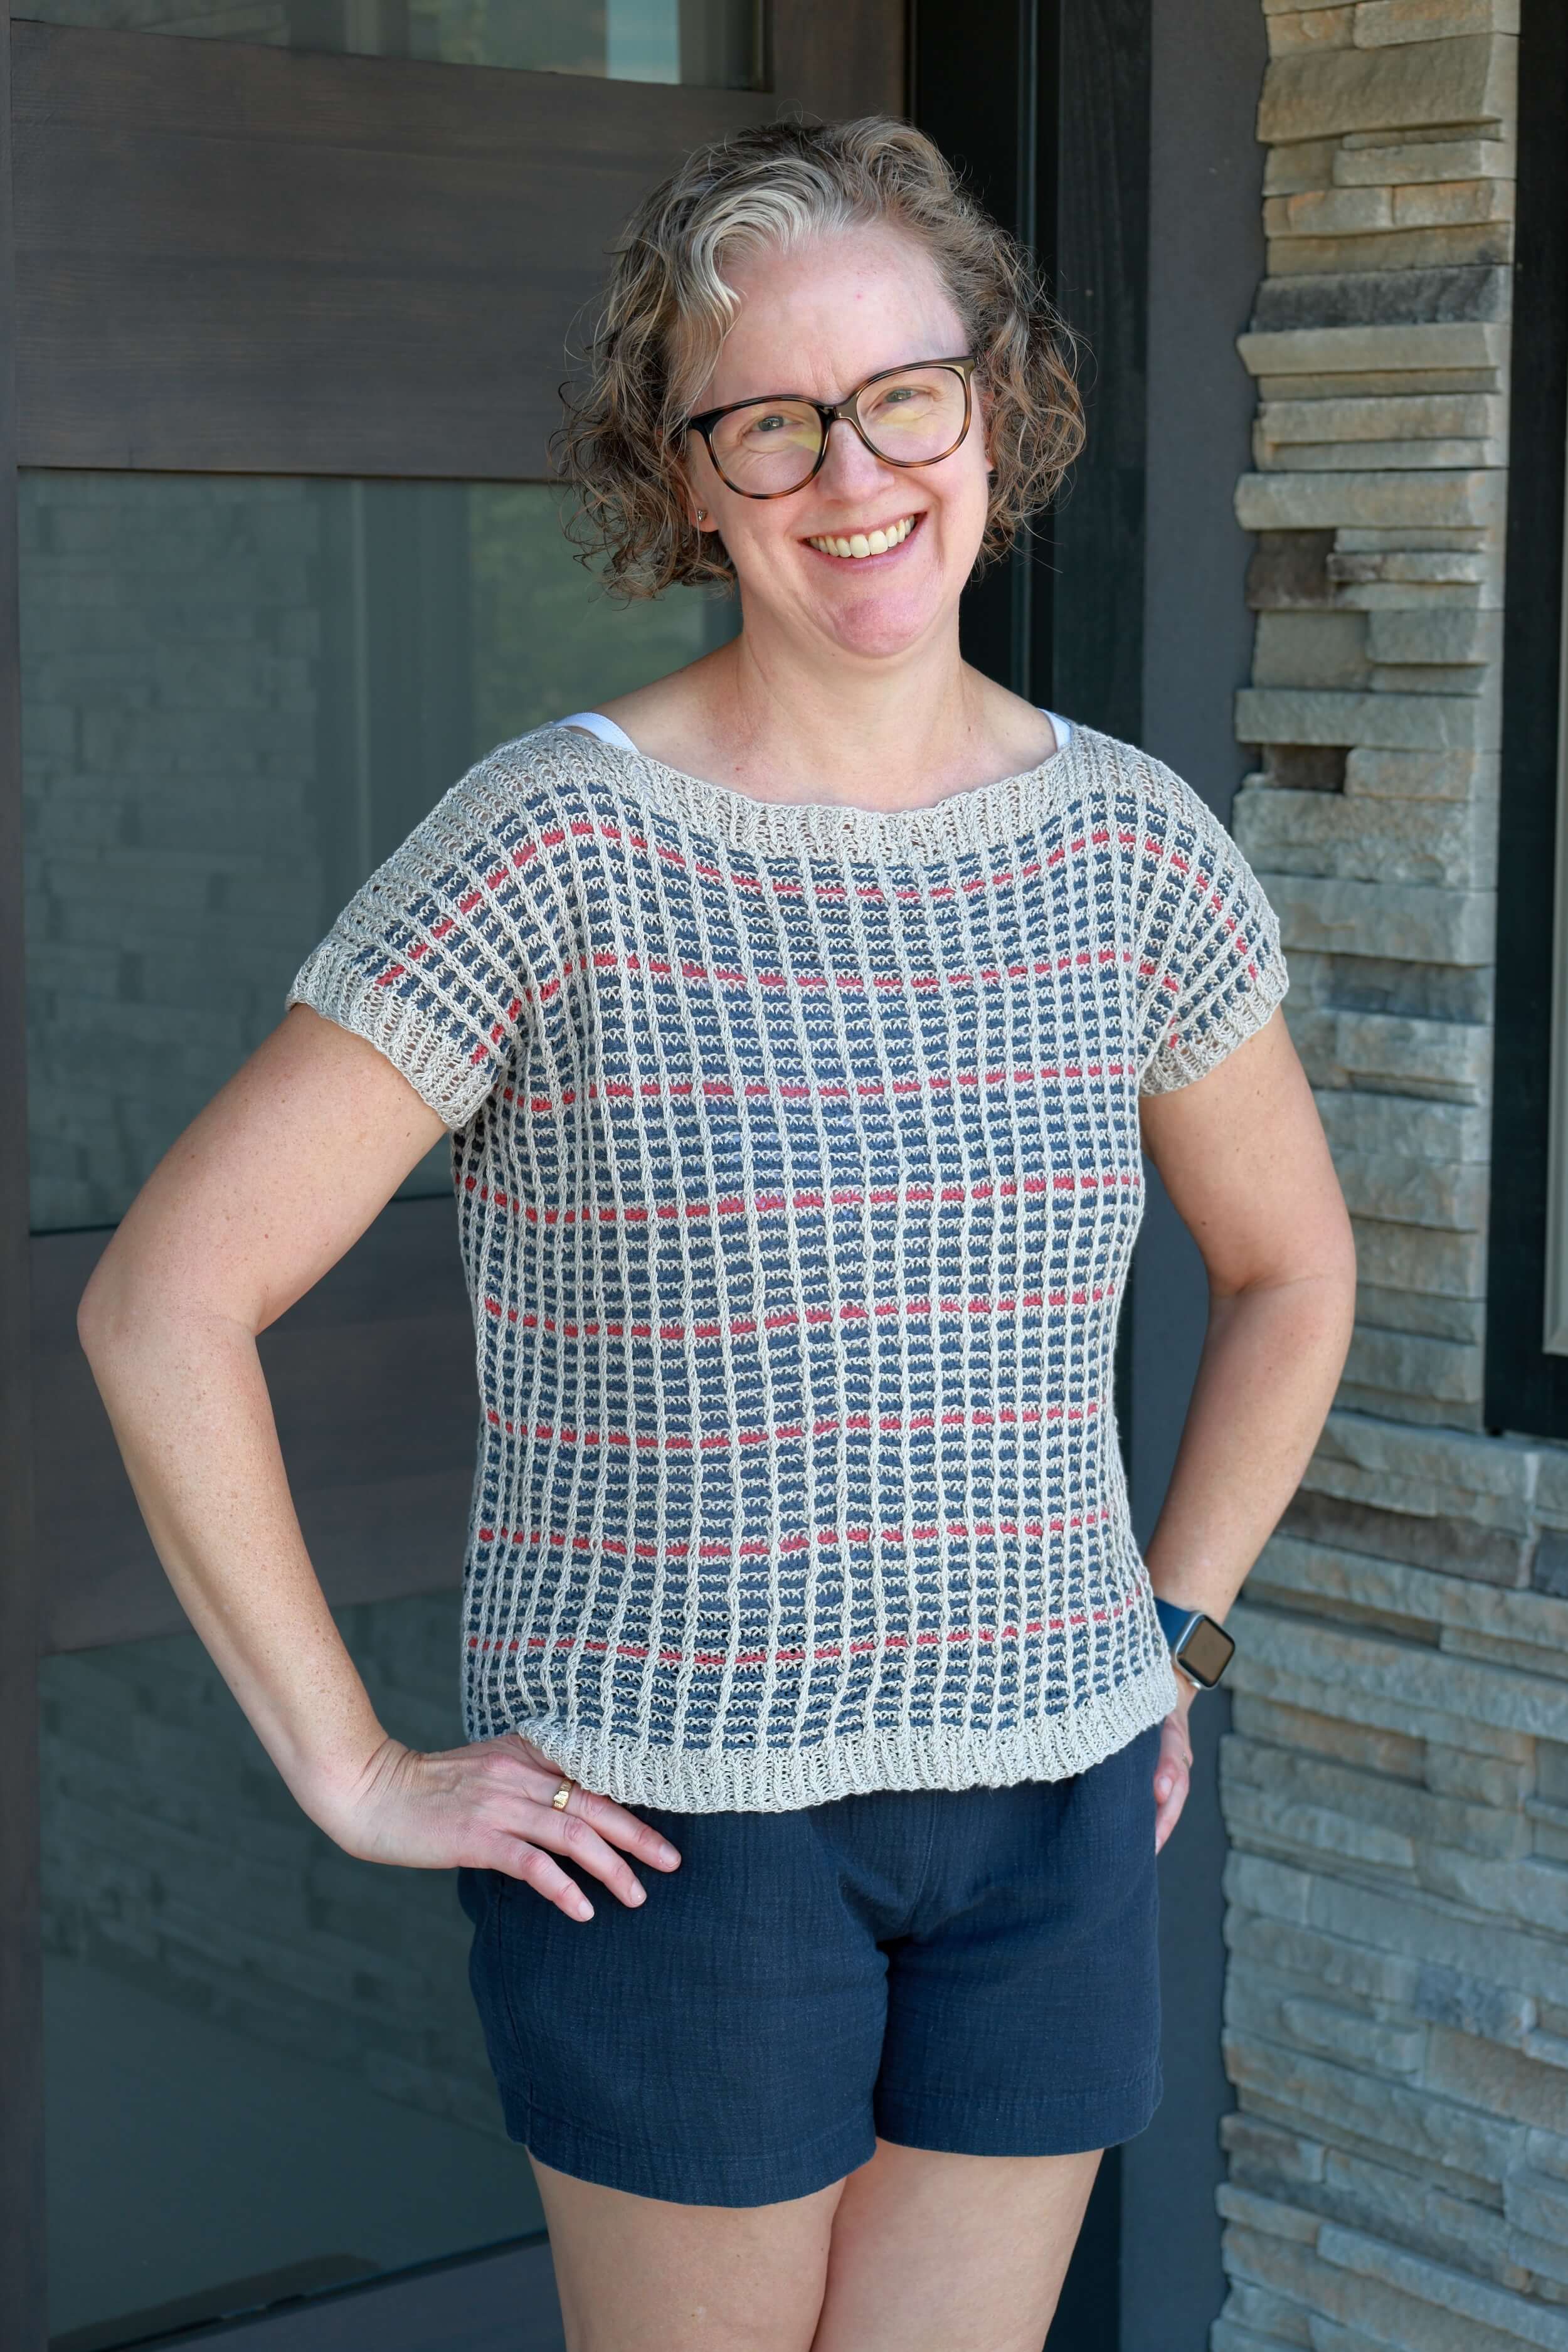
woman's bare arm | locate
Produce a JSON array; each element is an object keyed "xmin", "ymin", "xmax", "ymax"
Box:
[
  {"xmin": 76, "ymin": 1004, "xmax": 681, "ymax": 1914},
  {"xmin": 1136, "ymin": 1004, "xmax": 1357, "ymax": 1621},
  {"xmin": 1135, "ymin": 1005, "xmax": 1357, "ymax": 1846}
]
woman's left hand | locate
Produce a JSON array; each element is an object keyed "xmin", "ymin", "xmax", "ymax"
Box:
[{"xmin": 1153, "ymin": 1678, "xmax": 1198, "ymax": 1853}]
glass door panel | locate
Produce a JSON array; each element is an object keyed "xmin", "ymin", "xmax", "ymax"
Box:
[
  {"xmin": 21, "ymin": 471, "xmax": 732, "ymax": 2341},
  {"xmin": 20, "ymin": 471, "xmax": 736, "ymax": 1232},
  {"xmin": 41, "ymin": 1594, "xmax": 541, "ymax": 2349},
  {"xmin": 9, "ymin": 0, "xmax": 763, "ymax": 87}
]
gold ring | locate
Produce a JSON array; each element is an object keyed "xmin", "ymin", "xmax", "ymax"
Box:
[{"xmin": 551, "ymin": 1774, "xmax": 575, "ymax": 1810}]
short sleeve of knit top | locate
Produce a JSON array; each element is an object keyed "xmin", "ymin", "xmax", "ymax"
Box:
[
  {"xmin": 285, "ymin": 749, "xmax": 572, "ymax": 1133},
  {"xmin": 1131, "ymin": 763, "xmax": 1290, "ymax": 1094}
]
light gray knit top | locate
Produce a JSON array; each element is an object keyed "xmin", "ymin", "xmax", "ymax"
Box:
[{"xmin": 285, "ymin": 709, "xmax": 1288, "ymax": 1811}]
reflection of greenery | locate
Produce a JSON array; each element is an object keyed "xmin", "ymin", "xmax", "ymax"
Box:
[
  {"xmin": 410, "ymin": 0, "xmax": 606, "ymax": 73},
  {"xmin": 16, "ymin": 0, "xmax": 750, "ymax": 82},
  {"xmin": 467, "ymin": 485, "xmax": 736, "ymax": 758}
]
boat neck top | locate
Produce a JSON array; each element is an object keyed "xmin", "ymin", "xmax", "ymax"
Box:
[
  {"xmin": 549, "ymin": 707, "xmax": 1078, "ymax": 856},
  {"xmin": 285, "ymin": 709, "xmax": 1287, "ymax": 1811}
]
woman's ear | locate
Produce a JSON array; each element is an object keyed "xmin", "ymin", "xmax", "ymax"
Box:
[{"xmin": 675, "ymin": 462, "xmax": 713, "ymax": 534}]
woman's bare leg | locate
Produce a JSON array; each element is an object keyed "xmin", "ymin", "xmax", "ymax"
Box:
[
  {"xmin": 810, "ymin": 2139, "xmax": 1103, "ymax": 2352},
  {"xmin": 529, "ymin": 2151, "xmax": 849, "ymax": 2352},
  {"xmin": 528, "ymin": 2137, "xmax": 1102, "ymax": 2352}
]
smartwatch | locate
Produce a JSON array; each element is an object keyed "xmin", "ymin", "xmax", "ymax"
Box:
[{"xmin": 1153, "ymin": 1594, "xmax": 1236, "ymax": 1691}]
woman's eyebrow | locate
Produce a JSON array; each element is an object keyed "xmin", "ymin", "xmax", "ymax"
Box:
[{"xmin": 706, "ymin": 359, "xmax": 948, "ymax": 412}]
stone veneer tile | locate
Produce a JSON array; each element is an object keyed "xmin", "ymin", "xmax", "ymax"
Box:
[
  {"xmin": 1333, "ymin": 134, "xmax": 1515, "ymax": 185},
  {"xmin": 1353, "ymin": 0, "xmax": 1519, "ymax": 44},
  {"xmin": 1264, "ymin": 874, "xmax": 1495, "ymax": 963},
  {"xmin": 1265, "ymin": 224, "xmax": 1513, "ymax": 276},
  {"xmin": 1270, "ymin": 6, "xmax": 1357, "ymax": 53},
  {"xmin": 1256, "ymin": 33, "xmax": 1515, "ymax": 146},
  {"xmin": 1240, "ymin": 320, "xmax": 1510, "ymax": 374},
  {"xmin": 1253, "ymin": 262, "xmax": 1511, "ymax": 331}
]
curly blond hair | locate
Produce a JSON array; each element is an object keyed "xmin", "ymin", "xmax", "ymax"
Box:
[{"xmin": 551, "ymin": 114, "xmax": 1086, "ymax": 601}]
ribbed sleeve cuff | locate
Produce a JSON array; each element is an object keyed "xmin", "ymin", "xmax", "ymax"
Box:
[
  {"xmin": 285, "ymin": 941, "xmax": 500, "ymax": 1133},
  {"xmin": 1138, "ymin": 932, "xmax": 1290, "ymax": 1096}
]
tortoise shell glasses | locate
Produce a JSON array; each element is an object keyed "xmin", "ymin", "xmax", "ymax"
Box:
[{"xmin": 682, "ymin": 356, "xmax": 978, "ymax": 501}]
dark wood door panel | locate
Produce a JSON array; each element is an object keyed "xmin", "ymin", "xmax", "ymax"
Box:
[
  {"xmin": 9, "ymin": 5, "xmax": 904, "ymax": 479},
  {"xmin": 10, "ymin": 22, "xmax": 776, "ymax": 477},
  {"xmin": 33, "ymin": 1195, "xmax": 478, "ymax": 1655}
]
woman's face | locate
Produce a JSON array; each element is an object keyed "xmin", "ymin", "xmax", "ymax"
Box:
[{"xmin": 678, "ymin": 224, "xmax": 992, "ymax": 667}]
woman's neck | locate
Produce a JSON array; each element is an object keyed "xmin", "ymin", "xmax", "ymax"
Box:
[{"xmin": 627, "ymin": 632, "xmax": 1046, "ymax": 812}]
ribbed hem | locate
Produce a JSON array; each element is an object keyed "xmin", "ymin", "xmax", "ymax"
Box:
[{"xmin": 484, "ymin": 1650, "xmax": 1182, "ymax": 1814}]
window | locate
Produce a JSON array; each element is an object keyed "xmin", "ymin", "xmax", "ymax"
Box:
[
  {"xmin": 21, "ymin": 473, "xmax": 734, "ymax": 1232},
  {"xmin": 11, "ymin": 0, "xmax": 763, "ymax": 87}
]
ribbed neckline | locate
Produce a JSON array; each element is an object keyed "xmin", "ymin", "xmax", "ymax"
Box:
[{"xmin": 550, "ymin": 713, "xmax": 1095, "ymax": 861}]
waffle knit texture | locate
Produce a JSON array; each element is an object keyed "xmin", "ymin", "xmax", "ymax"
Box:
[{"xmin": 285, "ymin": 714, "xmax": 1290, "ymax": 1812}]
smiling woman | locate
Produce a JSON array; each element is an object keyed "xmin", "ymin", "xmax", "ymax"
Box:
[
  {"xmin": 539, "ymin": 120, "xmax": 1090, "ymax": 796},
  {"xmin": 554, "ymin": 118, "xmax": 1084, "ymax": 615},
  {"xmin": 75, "ymin": 108, "xmax": 1355, "ymax": 2352}
]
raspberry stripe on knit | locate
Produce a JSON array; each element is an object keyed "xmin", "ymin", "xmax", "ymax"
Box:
[{"xmin": 285, "ymin": 715, "xmax": 1289, "ymax": 1811}]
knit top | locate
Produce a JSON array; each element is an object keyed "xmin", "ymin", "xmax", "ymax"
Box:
[{"xmin": 284, "ymin": 707, "xmax": 1290, "ymax": 1812}]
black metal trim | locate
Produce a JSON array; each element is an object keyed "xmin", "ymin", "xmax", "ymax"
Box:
[
  {"xmin": 0, "ymin": 4, "xmax": 47, "ymax": 2341},
  {"xmin": 911, "ymin": 6, "xmax": 1150, "ymax": 2346},
  {"xmin": 1483, "ymin": 0, "xmax": 1568, "ymax": 1440},
  {"xmin": 102, "ymin": 2233, "xmax": 565, "ymax": 2352}
]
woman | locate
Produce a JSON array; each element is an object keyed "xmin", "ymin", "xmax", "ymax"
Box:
[{"xmin": 78, "ymin": 116, "xmax": 1355, "ymax": 2352}]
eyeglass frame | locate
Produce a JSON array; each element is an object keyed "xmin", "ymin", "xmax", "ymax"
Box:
[{"xmin": 682, "ymin": 355, "xmax": 980, "ymax": 501}]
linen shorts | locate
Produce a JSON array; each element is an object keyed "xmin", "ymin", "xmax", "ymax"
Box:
[{"xmin": 455, "ymin": 1717, "xmax": 1164, "ymax": 2208}]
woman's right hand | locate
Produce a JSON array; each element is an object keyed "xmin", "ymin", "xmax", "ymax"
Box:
[{"xmin": 319, "ymin": 1732, "xmax": 683, "ymax": 1922}]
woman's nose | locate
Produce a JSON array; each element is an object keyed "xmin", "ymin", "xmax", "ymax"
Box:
[{"xmin": 813, "ymin": 415, "xmax": 894, "ymax": 498}]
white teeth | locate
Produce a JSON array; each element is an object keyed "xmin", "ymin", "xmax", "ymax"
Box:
[{"xmin": 807, "ymin": 514, "xmax": 918, "ymax": 559}]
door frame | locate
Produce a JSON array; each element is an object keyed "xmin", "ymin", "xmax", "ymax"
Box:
[{"xmin": 911, "ymin": 3, "xmax": 1153, "ymax": 2334}]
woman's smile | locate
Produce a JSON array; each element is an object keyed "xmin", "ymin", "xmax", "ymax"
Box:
[{"xmin": 802, "ymin": 511, "xmax": 924, "ymax": 563}]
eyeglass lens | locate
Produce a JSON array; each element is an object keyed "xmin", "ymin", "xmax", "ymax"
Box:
[{"xmin": 707, "ymin": 366, "xmax": 968, "ymax": 495}]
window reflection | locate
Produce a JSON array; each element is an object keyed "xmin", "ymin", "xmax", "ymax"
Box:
[
  {"xmin": 19, "ymin": 472, "xmax": 736, "ymax": 1233},
  {"xmin": 41, "ymin": 1595, "xmax": 541, "ymax": 2348},
  {"xmin": 13, "ymin": 0, "xmax": 762, "ymax": 87}
]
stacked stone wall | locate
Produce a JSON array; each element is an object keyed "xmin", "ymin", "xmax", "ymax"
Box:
[{"xmin": 1216, "ymin": 7, "xmax": 1568, "ymax": 2348}]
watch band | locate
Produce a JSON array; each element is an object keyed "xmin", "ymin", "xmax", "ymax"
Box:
[{"xmin": 1152, "ymin": 1595, "xmax": 1202, "ymax": 1652}]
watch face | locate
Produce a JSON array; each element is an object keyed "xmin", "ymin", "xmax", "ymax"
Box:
[{"xmin": 1177, "ymin": 1615, "xmax": 1236, "ymax": 1687}]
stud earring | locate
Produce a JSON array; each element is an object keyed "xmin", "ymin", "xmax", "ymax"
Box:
[{"xmin": 695, "ymin": 508, "xmax": 707, "ymax": 522}]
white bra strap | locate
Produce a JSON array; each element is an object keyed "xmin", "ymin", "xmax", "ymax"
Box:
[
  {"xmin": 556, "ymin": 710, "xmax": 640, "ymax": 753},
  {"xmin": 558, "ymin": 706, "xmax": 1072, "ymax": 756}
]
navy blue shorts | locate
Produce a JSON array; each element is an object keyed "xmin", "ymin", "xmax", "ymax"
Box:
[{"xmin": 456, "ymin": 1719, "xmax": 1163, "ymax": 2208}]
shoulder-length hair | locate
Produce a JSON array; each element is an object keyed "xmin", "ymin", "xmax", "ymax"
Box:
[{"xmin": 551, "ymin": 114, "xmax": 1086, "ymax": 601}]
